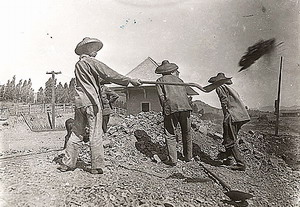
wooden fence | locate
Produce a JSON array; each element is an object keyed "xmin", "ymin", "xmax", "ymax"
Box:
[
  {"xmin": 4, "ymin": 103, "xmax": 128, "ymax": 116},
  {"xmin": 7, "ymin": 103, "xmax": 74, "ymax": 116},
  {"xmin": 0, "ymin": 103, "xmax": 128, "ymax": 132}
]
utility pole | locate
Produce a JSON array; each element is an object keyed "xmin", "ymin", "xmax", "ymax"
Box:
[
  {"xmin": 275, "ymin": 56, "xmax": 283, "ymax": 136},
  {"xmin": 46, "ymin": 71, "xmax": 61, "ymax": 129}
]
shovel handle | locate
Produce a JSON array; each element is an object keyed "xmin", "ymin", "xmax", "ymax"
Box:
[
  {"xmin": 198, "ymin": 162, "xmax": 232, "ymax": 192},
  {"xmin": 140, "ymin": 81, "xmax": 206, "ymax": 92},
  {"xmin": 140, "ymin": 78, "xmax": 231, "ymax": 93}
]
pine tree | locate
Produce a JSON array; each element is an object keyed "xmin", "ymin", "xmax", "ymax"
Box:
[
  {"xmin": 3, "ymin": 76, "xmax": 16, "ymax": 101},
  {"xmin": 55, "ymin": 82, "xmax": 64, "ymax": 103},
  {"xmin": 44, "ymin": 78, "xmax": 56, "ymax": 104},
  {"xmin": 3, "ymin": 80, "xmax": 10, "ymax": 101},
  {"xmin": 15, "ymin": 79, "xmax": 23, "ymax": 102},
  {"xmin": 0, "ymin": 85, "xmax": 5, "ymax": 101},
  {"xmin": 27, "ymin": 79, "xmax": 34, "ymax": 103},
  {"xmin": 68, "ymin": 78, "xmax": 76, "ymax": 103},
  {"xmin": 10, "ymin": 75, "xmax": 16, "ymax": 101},
  {"xmin": 37, "ymin": 87, "xmax": 45, "ymax": 103},
  {"xmin": 44, "ymin": 78, "xmax": 52, "ymax": 104},
  {"xmin": 20, "ymin": 80, "xmax": 27, "ymax": 103},
  {"xmin": 62, "ymin": 82, "xmax": 69, "ymax": 103}
]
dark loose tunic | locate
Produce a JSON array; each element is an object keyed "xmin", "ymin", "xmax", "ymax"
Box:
[
  {"xmin": 216, "ymin": 85, "xmax": 250, "ymax": 152},
  {"xmin": 156, "ymin": 74, "xmax": 192, "ymax": 116},
  {"xmin": 216, "ymin": 85, "xmax": 250, "ymax": 123}
]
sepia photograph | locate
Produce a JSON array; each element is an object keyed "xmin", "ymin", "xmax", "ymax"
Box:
[{"xmin": 0, "ymin": 0, "xmax": 299, "ymax": 206}]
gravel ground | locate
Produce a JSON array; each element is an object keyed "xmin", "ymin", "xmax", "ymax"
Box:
[{"xmin": 0, "ymin": 112, "xmax": 299, "ymax": 207}]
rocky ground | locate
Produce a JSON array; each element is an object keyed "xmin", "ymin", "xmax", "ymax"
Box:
[{"xmin": 0, "ymin": 112, "xmax": 299, "ymax": 207}]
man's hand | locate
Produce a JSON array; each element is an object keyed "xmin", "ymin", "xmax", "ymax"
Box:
[{"xmin": 130, "ymin": 79, "xmax": 141, "ymax": 86}]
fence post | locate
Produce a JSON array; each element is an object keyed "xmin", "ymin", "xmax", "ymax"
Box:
[{"xmin": 29, "ymin": 104, "xmax": 31, "ymax": 114}]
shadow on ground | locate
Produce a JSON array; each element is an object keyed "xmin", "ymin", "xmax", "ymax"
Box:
[
  {"xmin": 192, "ymin": 143, "xmax": 223, "ymax": 167},
  {"xmin": 133, "ymin": 129, "xmax": 223, "ymax": 167},
  {"xmin": 134, "ymin": 129, "xmax": 168, "ymax": 163}
]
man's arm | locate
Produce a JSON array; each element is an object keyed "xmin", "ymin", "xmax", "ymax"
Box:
[{"xmin": 91, "ymin": 59, "xmax": 140, "ymax": 86}]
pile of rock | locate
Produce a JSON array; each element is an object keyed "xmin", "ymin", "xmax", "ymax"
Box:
[
  {"xmin": 69, "ymin": 111, "xmax": 300, "ymax": 207},
  {"xmin": 79, "ymin": 111, "xmax": 243, "ymax": 165},
  {"xmin": 78, "ymin": 111, "xmax": 295, "ymax": 176}
]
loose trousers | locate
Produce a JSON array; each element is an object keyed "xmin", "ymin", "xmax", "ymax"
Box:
[
  {"xmin": 62, "ymin": 105, "xmax": 104, "ymax": 169},
  {"xmin": 223, "ymin": 113, "xmax": 245, "ymax": 165},
  {"xmin": 164, "ymin": 111, "xmax": 192, "ymax": 164}
]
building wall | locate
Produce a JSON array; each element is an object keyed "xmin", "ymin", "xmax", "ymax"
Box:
[{"xmin": 126, "ymin": 86, "xmax": 162, "ymax": 115}]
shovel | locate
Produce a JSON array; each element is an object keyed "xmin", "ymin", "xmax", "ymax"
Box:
[
  {"xmin": 140, "ymin": 78, "xmax": 232, "ymax": 93},
  {"xmin": 197, "ymin": 161, "xmax": 254, "ymax": 204}
]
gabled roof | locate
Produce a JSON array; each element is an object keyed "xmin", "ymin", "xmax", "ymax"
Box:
[
  {"xmin": 109, "ymin": 57, "xmax": 159, "ymax": 88},
  {"xmin": 125, "ymin": 57, "xmax": 160, "ymax": 81}
]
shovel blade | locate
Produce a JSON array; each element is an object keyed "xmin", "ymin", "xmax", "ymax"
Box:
[{"xmin": 225, "ymin": 190, "xmax": 254, "ymax": 202}]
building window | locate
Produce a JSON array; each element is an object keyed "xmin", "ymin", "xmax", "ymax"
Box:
[{"xmin": 141, "ymin": 102, "xmax": 150, "ymax": 112}]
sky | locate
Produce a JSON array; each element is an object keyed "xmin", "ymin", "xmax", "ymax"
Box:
[{"xmin": 1, "ymin": 0, "xmax": 299, "ymax": 108}]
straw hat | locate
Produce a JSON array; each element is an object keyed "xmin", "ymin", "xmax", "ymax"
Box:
[
  {"xmin": 208, "ymin": 73, "xmax": 233, "ymax": 85},
  {"xmin": 155, "ymin": 60, "xmax": 179, "ymax": 74},
  {"xmin": 75, "ymin": 37, "xmax": 103, "ymax": 55}
]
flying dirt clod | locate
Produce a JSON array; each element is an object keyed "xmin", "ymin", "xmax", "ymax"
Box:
[{"xmin": 238, "ymin": 38, "xmax": 277, "ymax": 72}]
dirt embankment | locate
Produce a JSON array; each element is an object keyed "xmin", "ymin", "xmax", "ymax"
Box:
[{"xmin": 0, "ymin": 112, "xmax": 299, "ymax": 207}]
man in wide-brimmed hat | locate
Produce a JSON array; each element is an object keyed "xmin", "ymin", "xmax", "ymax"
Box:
[
  {"xmin": 58, "ymin": 37, "xmax": 141, "ymax": 174},
  {"xmin": 155, "ymin": 60, "xmax": 193, "ymax": 166},
  {"xmin": 209, "ymin": 73, "xmax": 250, "ymax": 171}
]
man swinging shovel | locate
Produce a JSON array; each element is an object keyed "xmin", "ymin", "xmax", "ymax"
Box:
[{"xmin": 139, "ymin": 60, "xmax": 231, "ymax": 166}]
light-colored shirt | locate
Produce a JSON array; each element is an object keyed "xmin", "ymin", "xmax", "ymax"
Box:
[{"xmin": 74, "ymin": 55, "xmax": 130, "ymax": 114}]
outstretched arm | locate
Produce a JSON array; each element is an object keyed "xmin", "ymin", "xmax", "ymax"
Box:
[{"xmin": 90, "ymin": 58, "xmax": 141, "ymax": 86}]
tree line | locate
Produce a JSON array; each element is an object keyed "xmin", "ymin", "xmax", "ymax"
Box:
[
  {"xmin": 0, "ymin": 76, "xmax": 76, "ymax": 104},
  {"xmin": 0, "ymin": 76, "xmax": 127, "ymax": 109}
]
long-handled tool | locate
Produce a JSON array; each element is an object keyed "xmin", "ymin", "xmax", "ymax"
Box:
[
  {"xmin": 140, "ymin": 78, "xmax": 232, "ymax": 93},
  {"xmin": 197, "ymin": 161, "xmax": 254, "ymax": 204}
]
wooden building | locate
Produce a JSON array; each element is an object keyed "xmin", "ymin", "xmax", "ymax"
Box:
[{"xmin": 110, "ymin": 57, "xmax": 198, "ymax": 114}]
